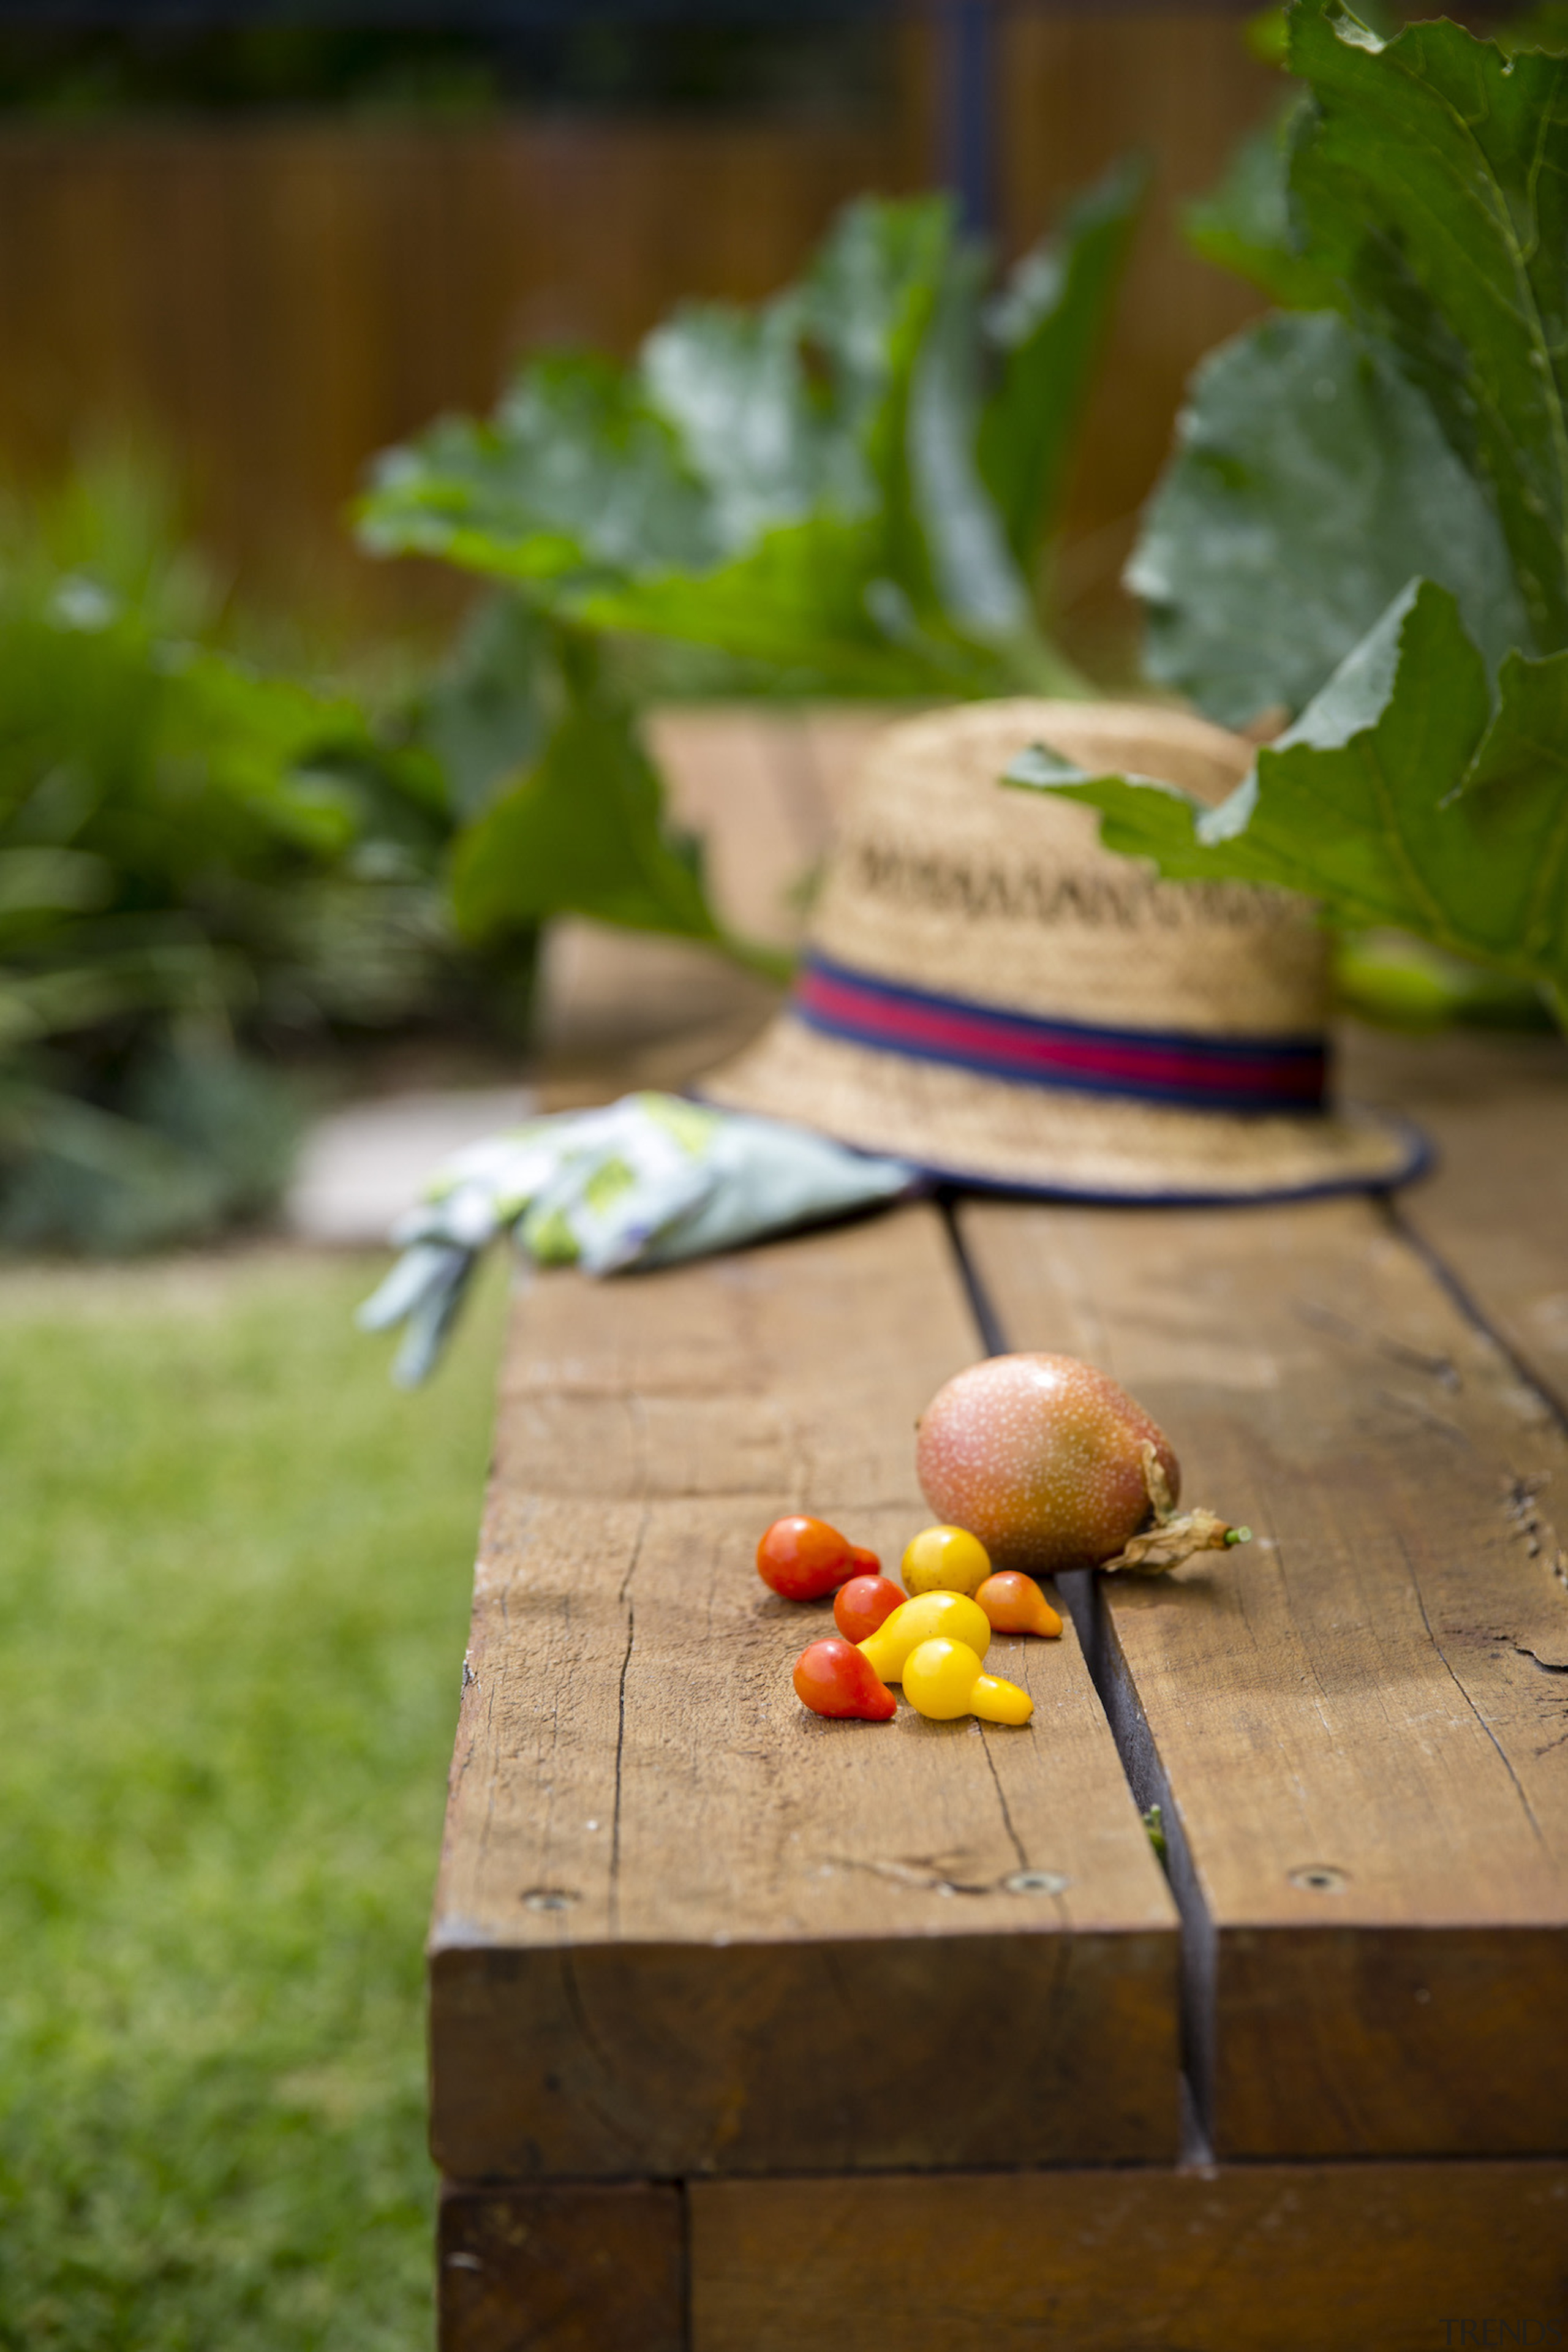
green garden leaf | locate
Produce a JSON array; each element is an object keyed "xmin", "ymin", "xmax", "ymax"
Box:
[
  {"xmin": 0, "ymin": 475, "xmax": 491, "ymax": 1250},
  {"xmin": 449, "ymin": 654, "xmax": 723, "ymax": 950},
  {"xmin": 361, "ymin": 352, "xmax": 716, "ymax": 590},
  {"xmin": 1134, "ymin": 1, "xmax": 1568, "ymax": 723},
  {"xmin": 1453, "ymin": 642, "xmax": 1568, "ymax": 982},
  {"xmin": 1008, "ymin": 579, "xmax": 1568, "ymax": 1005},
  {"xmin": 1184, "ymin": 105, "xmax": 1338, "ymax": 309},
  {"xmin": 158, "ymin": 644, "xmax": 373, "ymax": 853},
  {"xmin": 1131, "ymin": 311, "xmax": 1528, "ymax": 724},
  {"xmin": 642, "ymin": 194, "xmax": 949, "ymax": 557},
  {"xmin": 1288, "ymin": 0, "xmax": 1568, "ymax": 651},
  {"xmin": 1333, "ymin": 930, "xmax": 1555, "ymax": 1032},
  {"xmin": 908, "ymin": 244, "xmax": 1035, "ymax": 644},
  {"xmin": 900, "ymin": 179, "xmax": 1141, "ymax": 701},
  {"xmin": 1052, "ymin": 1, "xmax": 1568, "ymax": 1030},
  {"xmin": 413, "ymin": 593, "xmax": 551, "ymax": 823},
  {"xmin": 0, "ymin": 847, "xmax": 113, "ymax": 921},
  {"xmin": 979, "ymin": 154, "xmax": 1148, "ymax": 574},
  {"xmin": 575, "ymin": 509, "xmax": 967, "ymax": 693}
]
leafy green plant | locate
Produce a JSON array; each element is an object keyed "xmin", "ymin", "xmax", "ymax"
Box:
[
  {"xmin": 1183, "ymin": 103, "xmax": 1338, "ymax": 315},
  {"xmin": 0, "ymin": 462, "xmax": 467, "ymax": 1251},
  {"xmin": 407, "ymin": 596, "xmax": 744, "ymax": 975},
  {"xmin": 1012, "ymin": 0, "xmax": 1568, "ymax": 1033},
  {"xmin": 361, "ymin": 179, "xmax": 1143, "ymax": 699},
  {"xmin": 356, "ymin": 179, "xmax": 1142, "ymax": 969}
]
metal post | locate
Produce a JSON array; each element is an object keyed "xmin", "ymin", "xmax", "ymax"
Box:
[{"xmin": 932, "ymin": 0, "xmax": 997, "ymax": 237}]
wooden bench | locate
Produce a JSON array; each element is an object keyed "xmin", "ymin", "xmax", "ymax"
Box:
[{"xmin": 433, "ymin": 715, "xmax": 1568, "ymax": 2351}]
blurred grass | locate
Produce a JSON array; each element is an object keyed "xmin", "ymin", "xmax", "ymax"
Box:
[{"xmin": 0, "ymin": 1247, "xmax": 510, "ymax": 2350}]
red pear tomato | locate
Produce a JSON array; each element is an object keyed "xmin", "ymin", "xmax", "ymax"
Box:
[
  {"xmin": 793, "ymin": 1637, "xmax": 897, "ymax": 1721},
  {"xmin": 833, "ymin": 1574, "xmax": 907, "ymax": 1644},
  {"xmin": 975, "ymin": 1570, "xmax": 1063, "ymax": 1638},
  {"xmin": 848, "ymin": 1544, "xmax": 882, "ymax": 1577},
  {"xmin": 756, "ymin": 1515, "xmax": 861, "ymax": 1602}
]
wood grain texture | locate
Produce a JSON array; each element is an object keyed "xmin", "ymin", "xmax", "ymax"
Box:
[
  {"xmin": 959, "ymin": 1193, "xmax": 1568, "ymax": 2158},
  {"xmin": 689, "ymin": 2160, "xmax": 1568, "ymax": 2352},
  {"xmin": 1348, "ymin": 1029, "xmax": 1568, "ymax": 1440},
  {"xmin": 533, "ymin": 921, "xmax": 780, "ymax": 1110},
  {"xmin": 431, "ymin": 1205, "xmax": 1179, "ymax": 2179},
  {"xmin": 439, "ymin": 2180, "xmax": 684, "ymax": 2352}
]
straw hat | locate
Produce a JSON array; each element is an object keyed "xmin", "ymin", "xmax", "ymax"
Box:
[{"xmin": 699, "ymin": 699, "xmax": 1425, "ymax": 1202}]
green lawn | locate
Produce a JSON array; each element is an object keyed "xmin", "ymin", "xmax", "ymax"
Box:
[{"xmin": 0, "ymin": 1248, "xmax": 510, "ymax": 2350}]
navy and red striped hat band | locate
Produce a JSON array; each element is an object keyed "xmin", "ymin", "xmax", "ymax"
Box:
[{"xmin": 793, "ymin": 952, "xmax": 1328, "ymax": 1119}]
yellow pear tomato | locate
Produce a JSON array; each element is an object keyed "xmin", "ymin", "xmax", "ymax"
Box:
[
  {"xmin": 900, "ymin": 1523, "xmax": 992, "ymax": 1599},
  {"xmin": 857, "ymin": 1590, "xmax": 990, "ymax": 1683},
  {"xmin": 903, "ymin": 1637, "xmax": 1033, "ymax": 1726}
]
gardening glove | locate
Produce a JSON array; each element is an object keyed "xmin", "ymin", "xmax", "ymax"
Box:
[{"xmin": 357, "ymin": 1090, "xmax": 916, "ymax": 1385}]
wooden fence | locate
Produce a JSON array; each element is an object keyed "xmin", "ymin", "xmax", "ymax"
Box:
[{"xmin": 0, "ymin": 13, "xmax": 1275, "ymax": 639}]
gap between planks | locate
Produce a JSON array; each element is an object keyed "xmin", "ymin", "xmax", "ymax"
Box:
[
  {"xmin": 1385, "ymin": 1193, "xmax": 1568, "ymax": 1444},
  {"xmin": 938, "ymin": 1194, "xmax": 1216, "ymax": 2158},
  {"xmin": 938, "ymin": 1185, "xmax": 1568, "ymax": 2159}
]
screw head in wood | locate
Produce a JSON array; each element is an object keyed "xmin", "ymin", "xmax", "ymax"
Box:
[
  {"xmin": 1003, "ymin": 1869, "xmax": 1069, "ymax": 1896},
  {"xmin": 1289, "ymin": 1864, "xmax": 1349, "ymax": 1893}
]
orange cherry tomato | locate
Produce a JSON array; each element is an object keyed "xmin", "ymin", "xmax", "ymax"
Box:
[
  {"xmin": 793, "ymin": 1637, "xmax": 897, "ymax": 1721},
  {"xmin": 974, "ymin": 1570, "xmax": 1063, "ymax": 1638},
  {"xmin": 756, "ymin": 1515, "xmax": 861, "ymax": 1602},
  {"xmin": 833, "ymin": 1574, "xmax": 907, "ymax": 1644}
]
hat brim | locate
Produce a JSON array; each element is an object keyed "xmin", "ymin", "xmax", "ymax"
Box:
[{"xmin": 698, "ymin": 1012, "xmax": 1429, "ymax": 1206}]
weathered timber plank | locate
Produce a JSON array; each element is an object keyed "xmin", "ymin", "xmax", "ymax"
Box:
[
  {"xmin": 439, "ymin": 2180, "xmax": 684, "ymax": 2352},
  {"xmin": 1348, "ymin": 1028, "xmax": 1568, "ymax": 1437},
  {"xmin": 959, "ymin": 1193, "xmax": 1568, "ymax": 2158},
  {"xmin": 431, "ymin": 1205, "xmax": 1178, "ymax": 2179},
  {"xmin": 688, "ymin": 2161, "xmax": 1568, "ymax": 2352}
]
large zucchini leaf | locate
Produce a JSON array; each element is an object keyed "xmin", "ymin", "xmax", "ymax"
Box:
[{"xmin": 1132, "ymin": 310, "xmax": 1528, "ymax": 725}]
